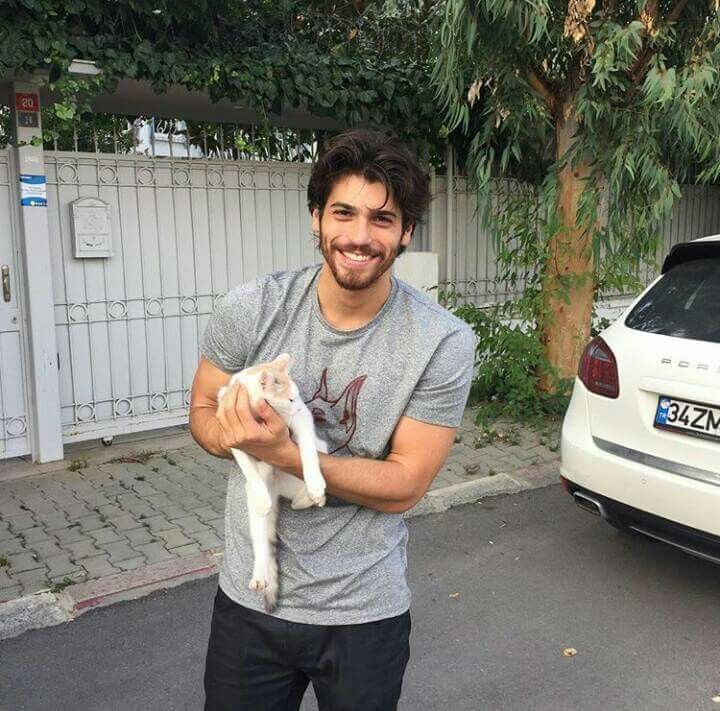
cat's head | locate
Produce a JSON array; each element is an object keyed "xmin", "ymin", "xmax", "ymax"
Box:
[{"xmin": 247, "ymin": 353, "xmax": 301, "ymax": 418}]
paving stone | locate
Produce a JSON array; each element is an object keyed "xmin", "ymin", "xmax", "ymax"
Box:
[
  {"xmin": 95, "ymin": 504, "xmax": 125, "ymax": 518},
  {"xmin": 80, "ymin": 493, "xmax": 113, "ymax": 508},
  {"xmin": 40, "ymin": 514, "xmax": 71, "ymax": 532},
  {"xmin": 62, "ymin": 539, "xmax": 101, "ymax": 560},
  {"xmin": 107, "ymin": 514, "xmax": 143, "ymax": 532},
  {"xmin": 192, "ymin": 505, "xmax": 222, "ymax": 522},
  {"xmin": 124, "ymin": 528, "xmax": 156, "ymax": 546},
  {"xmin": 170, "ymin": 515, "xmax": 209, "ymax": 534},
  {"xmin": 155, "ymin": 504, "xmax": 189, "ymax": 520},
  {"xmin": 81, "ymin": 555, "xmax": 120, "ymax": 579},
  {"xmin": 54, "ymin": 526, "xmax": 90, "ymax": 545},
  {"xmin": 14, "ymin": 568, "xmax": 51, "ymax": 595},
  {"xmin": 0, "ymin": 568, "xmax": 15, "ymax": 588},
  {"xmin": 30, "ymin": 539, "xmax": 66, "ymax": 559},
  {"xmin": 61, "ymin": 504, "xmax": 94, "ymax": 521},
  {"xmin": 115, "ymin": 556, "xmax": 147, "ymax": 572},
  {"xmin": 0, "ymin": 536, "xmax": 31, "ymax": 556},
  {"xmin": 7, "ymin": 552, "xmax": 43, "ymax": 573},
  {"xmin": 142, "ymin": 515, "xmax": 174, "ymax": 533},
  {"xmin": 206, "ymin": 518, "xmax": 225, "ymax": 537},
  {"xmin": 134, "ymin": 542, "xmax": 174, "ymax": 564},
  {"xmin": 88, "ymin": 527, "xmax": 125, "ymax": 545},
  {"xmin": 77, "ymin": 514, "xmax": 108, "ymax": 533},
  {"xmin": 6, "ymin": 514, "xmax": 37, "ymax": 533},
  {"xmin": 0, "ymin": 498, "xmax": 26, "ymax": 517},
  {"xmin": 0, "ymin": 585, "xmax": 22, "ymax": 602},
  {"xmin": 191, "ymin": 530, "xmax": 223, "ymax": 551},
  {"xmin": 18, "ymin": 526, "xmax": 51, "ymax": 544},
  {"xmin": 45, "ymin": 554, "xmax": 82, "ymax": 578},
  {"xmin": 102, "ymin": 541, "xmax": 138, "ymax": 563},
  {"xmin": 155, "ymin": 529, "xmax": 193, "ymax": 549},
  {"xmin": 169, "ymin": 543, "xmax": 201, "ymax": 557}
]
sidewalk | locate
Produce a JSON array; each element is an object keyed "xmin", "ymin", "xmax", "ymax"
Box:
[{"xmin": 0, "ymin": 409, "xmax": 560, "ymax": 638}]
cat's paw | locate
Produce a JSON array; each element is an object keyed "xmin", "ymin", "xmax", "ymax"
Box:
[
  {"xmin": 249, "ymin": 577, "xmax": 268, "ymax": 592},
  {"xmin": 305, "ymin": 478, "xmax": 326, "ymax": 508},
  {"xmin": 290, "ymin": 491, "xmax": 314, "ymax": 510}
]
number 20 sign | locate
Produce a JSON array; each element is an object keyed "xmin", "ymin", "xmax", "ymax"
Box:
[{"xmin": 15, "ymin": 93, "xmax": 39, "ymax": 112}]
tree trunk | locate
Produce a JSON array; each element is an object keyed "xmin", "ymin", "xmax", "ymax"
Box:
[{"xmin": 538, "ymin": 101, "xmax": 595, "ymax": 388}]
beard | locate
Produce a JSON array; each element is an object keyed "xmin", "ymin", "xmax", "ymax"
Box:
[{"xmin": 318, "ymin": 228, "xmax": 401, "ymax": 292}]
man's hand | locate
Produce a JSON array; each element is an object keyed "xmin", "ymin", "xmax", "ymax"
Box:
[{"xmin": 215, "ymin": 381, "xmax": 298, "ymax": 469}]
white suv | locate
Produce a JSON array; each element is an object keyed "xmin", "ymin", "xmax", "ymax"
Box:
[{"xmin": 561, "ymin": 236, "xmax": 720, "ymax": 562}]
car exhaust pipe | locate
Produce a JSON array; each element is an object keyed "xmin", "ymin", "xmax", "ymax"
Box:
[{"xmin": 572, "ymin": 491, "xmax": 609, "ymax": 519}]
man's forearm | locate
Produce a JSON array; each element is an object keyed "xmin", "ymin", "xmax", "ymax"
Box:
[
  {"xmin": 318, "ymin": 453, "xmax": 424, "ymax": 514},
  {"xmin": 189, "ymin": 406, "xmax": 233, "ymax": 460},
  {"xmin": 275, "ymin": 445, "xmax": 424, "ymax": 514}
]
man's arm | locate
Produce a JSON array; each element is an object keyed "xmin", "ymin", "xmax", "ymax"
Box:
[
  {"xmin": 189, "ymin": 355, "xmax": 457, "ymax": 514},
  {"xmin": 286, "ymin": 416, "xmax": 457, "ymax": 514},
  {"xmin": 189, "ymin": 356, "xmax": 233, "ymax": 459}
]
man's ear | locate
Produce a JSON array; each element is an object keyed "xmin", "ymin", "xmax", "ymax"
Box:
[
  {"xmin": 400, "ymin": 223, "xmax": 414, "ymax": 247},
  {"xmin": 311, "ymin": 207, "xmax": 321, "ymax": 235}
]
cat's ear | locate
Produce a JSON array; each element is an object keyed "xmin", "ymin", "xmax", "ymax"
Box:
[
  {"xmin": 274, "ymin": 353, "xmax": 291, "ymax": 371},
  {"xmin": 259, "ymin": 371, "xmax": 273, "ymax": 390}
]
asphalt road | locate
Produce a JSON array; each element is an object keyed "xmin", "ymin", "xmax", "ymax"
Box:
[{"xmin": 2, "ymin": 484, "xmax": 720, "ymax": 711}]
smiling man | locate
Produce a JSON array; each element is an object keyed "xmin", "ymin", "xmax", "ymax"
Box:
[{"xmin": 189, "ymin": 130, "xmax": 475, "ymax": 711}]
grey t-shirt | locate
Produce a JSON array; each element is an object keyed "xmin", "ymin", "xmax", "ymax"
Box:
[{"xmin": 201, "ymin": 263, "xmax": 474, "ymax": 625}]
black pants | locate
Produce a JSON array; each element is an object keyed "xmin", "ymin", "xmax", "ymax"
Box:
[{"xmin": 204, "ymin": 586, "xmax": 411, "ymax": 711}]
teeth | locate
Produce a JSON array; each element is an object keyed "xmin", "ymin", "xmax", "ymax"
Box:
[{"xmin": 342, "ymin": 251, "xmax": 371, "ymax": 262}]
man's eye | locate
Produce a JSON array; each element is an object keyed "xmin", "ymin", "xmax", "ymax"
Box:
[{"xmin": 375, "ymin": 216, "xmax": 391, "ymax": 224}]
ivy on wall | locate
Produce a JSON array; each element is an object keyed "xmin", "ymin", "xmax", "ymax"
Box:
[{"xmin": 0, "ymin": 0, "xmax": 446, "ymax": 161}]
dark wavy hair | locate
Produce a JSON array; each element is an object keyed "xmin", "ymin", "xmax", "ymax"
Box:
[{"xmin": 307, "ymin": 130, "xmax": 430, "ymax": 256}]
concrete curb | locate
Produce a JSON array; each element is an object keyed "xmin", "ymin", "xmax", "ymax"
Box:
[{"xmin": 0, "ymin": 460, "xmax": 559, "ymax": 641}]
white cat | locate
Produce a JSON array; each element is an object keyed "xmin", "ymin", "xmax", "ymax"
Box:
[{"xmin": 217, "ymin": 353, "xmax": 327, "ymax": 612}]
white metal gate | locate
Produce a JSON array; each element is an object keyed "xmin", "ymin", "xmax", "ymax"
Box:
[
  {"xmin": 0, "ymin": 150, "xmax": 30, "ymax": 457},
  {"xmin": 45, "ymin": 151, "xmax": 318, "ymax": 444}
]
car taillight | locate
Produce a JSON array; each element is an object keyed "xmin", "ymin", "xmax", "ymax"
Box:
[{"xmin": 578, "ymin": 336, "xmax": 619, "ymax": 398}]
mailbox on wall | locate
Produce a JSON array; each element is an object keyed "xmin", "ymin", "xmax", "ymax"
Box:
[{"xmin": 70, "ymin": 197, "xmax": 113, "ymax": 258}]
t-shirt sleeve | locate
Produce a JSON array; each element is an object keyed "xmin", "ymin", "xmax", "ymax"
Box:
[
  {"xmin": 200, "ymin": 282, "xmax": 260, "ymax": 373},
  {"xmin": 403, "ymin": 325, "xmax": 476, "ymax": 427}
]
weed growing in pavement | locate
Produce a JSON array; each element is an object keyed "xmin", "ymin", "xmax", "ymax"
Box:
[
  {"xmin": 106, "ymin": 449, "xmax": 159, "ymax": 465},
  {"xmin": 163, "ymin": 454, "xmax": 177, "ymax": 466},
  {"xmin": 67, "ymin": 459, "xmax": 88, "ymax": 472},
  {"xmin": 0, "ymin": 554, "xmax": 8, "ymax": 567},
  {"xmin": 49, "ymin": 576, "xmax": 75, "ymax": 594}
]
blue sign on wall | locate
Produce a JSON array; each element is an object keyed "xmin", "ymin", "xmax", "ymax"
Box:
[{"xmin": 20, "ymin": 174, "xmax": 47, "ymax": 207}]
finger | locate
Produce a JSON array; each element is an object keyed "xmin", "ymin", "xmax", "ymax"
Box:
[
  {"xmin": 258, "ymin": 399, "xmax": 284, "ymax": 430},
  {"xmin": 234, "ymin": 384, "xmax": 265, "ymax": 438}
]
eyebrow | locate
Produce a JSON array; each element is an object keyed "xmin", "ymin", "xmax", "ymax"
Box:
[{"xmin": 329, "ymin": 202, "xmax": 398, "ymax": 219}]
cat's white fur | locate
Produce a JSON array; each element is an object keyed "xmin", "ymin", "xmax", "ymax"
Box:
[{"xmin": 217, "ymin": 353, "xmax": 326, "ymax": 612}]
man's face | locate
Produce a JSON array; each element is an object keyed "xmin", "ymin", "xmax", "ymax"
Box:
[{"xmin": 312, "ymin": 174, "xmax": 413, "ymax": 292}]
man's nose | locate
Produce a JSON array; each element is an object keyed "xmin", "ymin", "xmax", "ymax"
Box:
[{"xmin": 350, "ymin": 217, "xmax": 372, "ymax": 246}]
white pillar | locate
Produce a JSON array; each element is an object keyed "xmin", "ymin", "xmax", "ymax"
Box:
[{"xmin": 10, "ymin": 81, "xmax": 64, "ymax": 462}]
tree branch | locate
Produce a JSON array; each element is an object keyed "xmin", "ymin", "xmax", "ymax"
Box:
[
  {"xmin": 526, "ymin": 69, "xmax": 558, "ymax": 114},
  {"xmin": 630, "ymin": 0, "xmax": 691, "ymax": 83}
]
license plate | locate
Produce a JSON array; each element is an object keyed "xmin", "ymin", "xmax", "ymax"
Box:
[{"xmin": 654, "ymin": 396, "xmax": 720, "ymax": 442}]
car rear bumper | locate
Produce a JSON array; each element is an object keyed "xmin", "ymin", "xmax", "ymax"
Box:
[
  {"xmin": 561, "ymin": 381, "xmax": 720, "ymax": 537},
  {"xmin": 562, "ymin": 478, "xmax": 720, "ymax": 565}
]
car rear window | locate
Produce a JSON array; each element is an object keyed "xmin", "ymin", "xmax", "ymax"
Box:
[{"xmin": 625, "ymin": 257, "xmax": 720, "ymax": 343}]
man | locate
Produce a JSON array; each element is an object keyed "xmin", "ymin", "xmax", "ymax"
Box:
[{"xmin": 189, "ymin": 129, "xmax": 475, "ymax": 710}]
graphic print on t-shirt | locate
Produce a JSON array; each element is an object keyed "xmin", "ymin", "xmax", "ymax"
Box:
[{"xmin": 305, "ymin": 368, "xmax": 367, "ymax": 455}]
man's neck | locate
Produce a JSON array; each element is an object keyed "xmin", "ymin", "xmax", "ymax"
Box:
[{"xmin": 316, "ymin": 264, "xmax": 393, "ymax": 331}]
